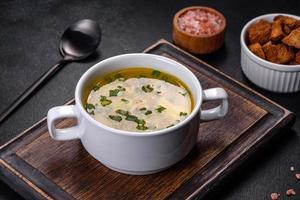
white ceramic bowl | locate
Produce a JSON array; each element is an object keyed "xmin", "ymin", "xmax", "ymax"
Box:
[
  {"xmin": 241, "ymin": 13, "xmax": 300, "ymax": 93},
  {"xmin": 47, "ymin": 54, "xmax": 229, "ymax": 175}
]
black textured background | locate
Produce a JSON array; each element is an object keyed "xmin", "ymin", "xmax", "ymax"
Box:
[{"xmin": 1, "ymin": 0, "xmax": 300, "ymax": 199}]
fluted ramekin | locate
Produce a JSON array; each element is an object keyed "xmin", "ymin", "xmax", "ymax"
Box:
[{"xmin": 240, "ymin": 13, "xmax": 300, "ymax": 93}]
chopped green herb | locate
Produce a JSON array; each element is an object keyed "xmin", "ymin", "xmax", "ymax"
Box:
[
  {"xmin": 117, "ymin": 86, "xmax": 126, "ymax": 91},
  {"xmin": 179, "ymin": 91, "xmax": 187, "ymax": 96},
  {"xmin": 136, "ymin": 119, "xmax": 146, "ymax": 125},
  {"xmin": 85, "ymin": 104, "xmax": 95, "ymax": 115},
  {"xmin": 109, "ymin": 86, "xmax": 126, "ymax": 97},
  {"xmin": 85, "ymin": 103, "xmax": 95, "ymax": 110},
  {"xmin": 125, "ymin": 114, "xmax": 138, "ymax": 122},
  {"xmin": 121, "ymin": 98, "xmax": 129, "ymax": 103},
  {"xmin": 139, "ymin": 107, "xmax": 152, "ymax": 115},
  {"xmin": 151, "ymin": 70, "xmax": 161, "ymax": 77},
  {"xmin": 120, "ymin": 112, "xmax": 148, "ymax": 130},
  {"xmin": 180, "ymin": 112, "xmax": 188, "ymax": 116},
  {"xmin": 92, "ymin": 84, "xmax": 100, "ymax": 91},
  {"xmin": 136, "ymin": 124, "xmax": 148, "ymax": 130},
  {"xmin": 116, "ymin": 109, "xmax": 129, "ymax": 116},
  {"xmin": 100, "ymin": 96, "xmax": 112, "ymax": 106},
  {"xmin": 167, "ymin": 124, "xmax": 174, "ymax": 128},
  {"xmin": 101, "ymin": 100, "xmax": 112, "ymax": 106},
  {"xmin": 142, "ymin": 85, "xmax": 154, "ymax": 93},
  {"xmin": 118, "ymin": 77, "xmax": 126, "ymax": 81},
  {"xmin": 144, "ymin": 110, "xmax": 152, "ymax": 115},
  {"xmin": 109, "ymin": 89, "xmax": 120, "ymax": 97},
  {"xmin": 109, "ymin": 115, "xmax": 122, "ymax": 122},
  {"xmin": 136, "ymin": 118, "xmax": 148, "ymax": 130},
  {"xmin": 156, "ymin": 105, "xmax": 166, "ymax": 113}
]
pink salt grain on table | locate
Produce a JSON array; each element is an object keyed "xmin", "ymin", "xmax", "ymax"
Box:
[
  {"xmin": 286, "ymin": 189, "xmax": 296, "ymax": 196},
  {"xmin": 271, "ymin": 193, "xmax": 280, "ymax": 200},
  {"xmin": 178, "ymin": 9, "xmax": 223, "ymax": 36}
]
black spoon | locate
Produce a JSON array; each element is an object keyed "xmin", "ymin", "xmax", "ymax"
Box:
[{"xmin": 0, "ymin": 19, "xmax": 101, "ymax": 124}]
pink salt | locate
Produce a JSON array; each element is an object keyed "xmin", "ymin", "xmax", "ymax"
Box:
[{"xmin": 178, "ymin": 9, "xmax": 223, "ymax": 36}]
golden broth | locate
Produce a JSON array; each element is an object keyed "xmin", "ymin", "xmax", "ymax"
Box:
[
  {"xmin": 83, "ymin": 67, "xmax": 194, "ymax": 109},
  {"xmin": 83, "ymin": 67, "xmax": 194, "ymax": 131}
]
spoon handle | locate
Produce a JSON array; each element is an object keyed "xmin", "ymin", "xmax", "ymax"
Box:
[{"xmin": 0, "ymin": 59, "xmax": 67, "ymax": 124}]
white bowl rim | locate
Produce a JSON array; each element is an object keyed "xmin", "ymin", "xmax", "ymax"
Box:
[
  {"xmin": 240, "ymin": 13, "xmax": 300, "ymax": 71},
  {"xmin": 75, "ymin": 53, "xmax": 203, "ymax": 137}
]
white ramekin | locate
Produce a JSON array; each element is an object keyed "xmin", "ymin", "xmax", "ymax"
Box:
[{"xmin": 240, "ymin": 13, "xmax": 300, "ymax": 93}]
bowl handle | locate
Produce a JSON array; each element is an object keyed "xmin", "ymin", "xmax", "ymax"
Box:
[
  {"xmin": 200, "ymin": 87, "xmax": 228, "ymax": 121},
  {"xmin": 47, "ymin": 105, "xmax": 83, "ymax": 140}
]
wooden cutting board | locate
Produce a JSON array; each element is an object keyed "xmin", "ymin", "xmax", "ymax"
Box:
[{"xmin": 0, "ymin": 39, "xmax": 295, "ymax": 200}]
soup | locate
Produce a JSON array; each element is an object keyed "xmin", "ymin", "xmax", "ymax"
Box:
[{"xmin": 84, "ymin": 68, "xmax": 193, "ymax": 132}]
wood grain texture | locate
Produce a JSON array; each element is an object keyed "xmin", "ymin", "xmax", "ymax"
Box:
[
  {"xmin": 15, "ymin": 81, "xmax": 266, "ymax": 200},
  {"xmin": 0, "ymin": 39, "xmax": 295, "ymax": 200}
]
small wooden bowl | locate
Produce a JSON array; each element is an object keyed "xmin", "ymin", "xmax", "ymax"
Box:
[{"xmin": 172, "ymin": 6, "xmax": 226, "ymax": 54}]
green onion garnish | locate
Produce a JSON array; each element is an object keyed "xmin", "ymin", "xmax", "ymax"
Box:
[
  {"xmin": 142, "ymin": 85, "xmax": 154, "ymax": 93},
  {"xmin": 125, "ymin": 114, "xmax": 138, "ymax": 122},
  {"xmin": 136, "ymin": 124, "xmax": 148, "ymax": 130},
  {"xmin": 109, "ymin": 89, "xmax": 120, "ymax": 97},
  {"xmin": 116, "ymin": 109, "xmax": 129, "ymax": 116},
  {"xmin": 109, "ymin": 115, "xmax": 122, "ymax": 122},
  {"xmin": 85, "ymin": 104, "xmax": 95, "ymax": 115},
  {"xmin": 117, "ymin": 86, "xmax": 126, "ymax": 91},
  {"xmin": 100, "ymin": 96, "xmax": 112, "ymax": 106},
  {"xmin": 156, "ymin": 105, "xmax": 166, "ymax": 113},
  {"xmin": 180, "ymin": 112, "xmax": 188, "ymax": 116},
  {"xmin": 121, "ymin": 98, "xmax": 129, "ymax": 103},
  {"xmin": 151, "ymin": 70, "xmax": 161, "ymax": 77},
  {"xmin": 144, "ymin": 110, "xmax": 152, "ymax": 115},
  {"xmin": 179, "ymin": 91, "xmax": 187, "ymax": 96}
]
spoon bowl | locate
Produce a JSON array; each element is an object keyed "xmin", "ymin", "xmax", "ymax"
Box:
[
  {"xmin": 0, "ymin": 19, "xmax": 101, "ymax": 124},
  {"xmin": 60, "ymin": 19, "xmax": 102, "ymax": 60}
]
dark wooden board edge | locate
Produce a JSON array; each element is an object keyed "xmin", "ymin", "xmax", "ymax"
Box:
[
  {"xmin": 0, "ymin": 99, "xmax": 75, "ymax": 200},
  {"xmin": 191, "ymin": 113, "xmax": 295, "ymax": 200},
  {"xmin": 0, "ymin": 159, "xmax": 52, "ymax": 200},
  {"xmin": 171, "ymin": 111, "xmax": 295, "ymax": 200},
  {"xmin": 0, "ymin": 39, "xmax": 296, "ymax": 200},
  {"xmin": 7, "ymin": 154, "xmax": 74, "ymax": 200}
]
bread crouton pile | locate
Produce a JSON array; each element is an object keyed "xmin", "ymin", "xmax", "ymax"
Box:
[{"xmin": 247, "ymin": 15, "xmax": 300, "ymax": 65}]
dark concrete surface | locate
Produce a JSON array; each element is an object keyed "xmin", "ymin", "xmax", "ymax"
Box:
[{"xmin": 0, "ymin": 0, "xmax": 300, "ymax": 199}]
